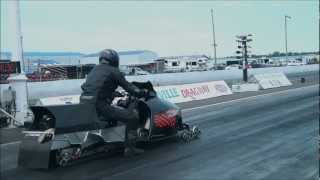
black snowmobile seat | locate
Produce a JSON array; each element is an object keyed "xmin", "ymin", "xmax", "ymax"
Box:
[{"xmin": 30, "ymin": 103, "xmax": 105, "ymax": 134}]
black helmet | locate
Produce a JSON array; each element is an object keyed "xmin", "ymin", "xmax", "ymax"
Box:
[{"xmin": 99, "ymin": 49, "xmax": 119, "ymax": 67}]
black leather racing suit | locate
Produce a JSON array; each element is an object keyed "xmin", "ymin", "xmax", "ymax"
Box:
[{"xmin": 80, "ymin": 63, "xmax": 143, "ymax": 131}]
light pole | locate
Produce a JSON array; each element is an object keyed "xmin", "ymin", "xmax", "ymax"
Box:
[
  {"xmin": 284, "ymin": 15, "xmax": 291, "ymax": 63},
  {"xmin": 210, "ymin": 8, "xmax": 217, "ymax": 69},
  {"xmin": 236, "ymin": 34, "xmax": 253, "ymax": 82},
  {"xmin": 7, "ymin": 0, "xmax": 29, "ymax": 126}
]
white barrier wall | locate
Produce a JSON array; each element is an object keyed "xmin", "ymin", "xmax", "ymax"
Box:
[
  {"xmin": 38, "ymin": 81, "xmax": 232, "ymax": 105},
  {"xmin": 127, "ymin": 64, "xmax": 318, "ymax": 86},
  {"xmin": 0, "ymin": 64, "xmax": 317, "ymax": 100},
  {"xmin": 252, "ymin": 73, "xmax": 292, "ymax": 89},
  {"xmin": 232, "ymin": 83, "xmax": 260, "ymax": 92},
  {"xmin": 37, "ymin": 95, "xmax": 80, "ymax": 105}
]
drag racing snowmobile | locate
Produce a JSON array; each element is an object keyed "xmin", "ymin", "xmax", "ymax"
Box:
[{"xmin": 18, "ymin": 81, "xmax": 201, "ymax": 169}]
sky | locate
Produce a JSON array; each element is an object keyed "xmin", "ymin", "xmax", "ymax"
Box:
[{"xmin": 0, "ymin": 1, "xmax": 319, "ymax": 57}]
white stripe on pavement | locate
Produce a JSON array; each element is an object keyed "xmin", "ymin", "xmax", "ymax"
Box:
[{"xmin": 182, "ymin": 84, "xmax": 318, "ymax": 112}]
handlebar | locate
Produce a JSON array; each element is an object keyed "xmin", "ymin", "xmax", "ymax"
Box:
[{"xmin": 114, "ymin": 82, "xmax": 156, "ymax": 107}]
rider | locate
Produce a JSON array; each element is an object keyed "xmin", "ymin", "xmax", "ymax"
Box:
[{"xmin": 80, "ymin": 49, "xmax": 146, "ymax": 156}]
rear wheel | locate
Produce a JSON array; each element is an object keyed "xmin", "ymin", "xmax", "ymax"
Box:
[
  {"xmin": 180, "ymin": 130, "xmax": 193, "ymax": 143},
  {"xmin": 179, "ymin": 126, "xmax": 201, "ymax": 143},
  {"xmin": 55, "ymin": 147, "xmax": 81, "ymax": 167},
  {"xmin": 191, "ymin": 126, "xmax": 201, "ymax": 138}
]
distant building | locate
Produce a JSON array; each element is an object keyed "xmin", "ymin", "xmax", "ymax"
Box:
[
  {"xmin": 81, "ymin": 50, "xmax": 158, "ymax": 66},
  {"xmin": 1, "ymin": 50, "xmax": 159, "ymax": 74},
  {"xmin": 80, "ymin": 50, "xmax": 160, "ymax": 74}
]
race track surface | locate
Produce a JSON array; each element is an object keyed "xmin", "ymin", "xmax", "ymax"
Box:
[{"xmin": 1, "ymin": 84, "xmax": 318, "ymax": 180}]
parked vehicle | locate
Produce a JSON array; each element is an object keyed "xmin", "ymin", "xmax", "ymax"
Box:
[
  {"xmin": 163, "ymin": 60, "xmax": 185, "ymax": 73},
  {"xmin": 225, "ymin": 64, "xmax": 240, "ymax": 70},
  {"xmin": 134, "ymin": 67, "xmax": 150, "ymax": 75},
  {"xmin": 287, "ymin": 60, "xmax": 304, "ymax": 66},
  {"xmin": 163, "ymin": 56, "xmax": 209, "ymax": 72},
  {"xmin": 120, "ymin": 66, "xmax": 150, "ymax": 75}
]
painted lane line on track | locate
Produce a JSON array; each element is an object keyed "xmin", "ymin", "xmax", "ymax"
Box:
[{"xmin": 181, "ymin": 84, "xmax": 318, "ymax": 112}]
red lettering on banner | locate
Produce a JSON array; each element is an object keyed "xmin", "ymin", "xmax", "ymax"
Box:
[
  {"xmin": 181, "ymin": 89, "xmax": 186, "ymax": 97},
  {"xmin": 191, "ymin": 88, "xmax": 197, "ymax": 96},
  {"xmin": 181, "ymin": 85, "xmax": 210, "ymax": 98}
]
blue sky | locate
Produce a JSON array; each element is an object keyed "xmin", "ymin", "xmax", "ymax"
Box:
[{"xmin": 1, "ymin": 1, "xmax": 318, "ymax": 57}]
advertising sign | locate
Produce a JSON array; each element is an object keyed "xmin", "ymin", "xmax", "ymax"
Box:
[
  {"xmin": 38, "ymin": 81, "xmax": 232, "ymax": 105},
  {"xmin": 253, "ymin": 73, "xmax": 292, "ymax": 89},
  {"xmin": 154, "ymin": 81, "xmax": 232, "ymax": 103}
]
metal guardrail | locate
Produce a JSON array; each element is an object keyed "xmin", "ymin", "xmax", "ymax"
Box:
[
  {"xmin": 0, "ymin": 108, "xmax": 23, "ymax": 126},
  {"xmin": 41, "ymin": 66, "xmax": 67, "ymax": 76}
]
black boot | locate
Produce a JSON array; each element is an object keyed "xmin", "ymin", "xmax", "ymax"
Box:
[{"xmin": 124, "ymin": 130, "xmax": 144, "ymax": 157}]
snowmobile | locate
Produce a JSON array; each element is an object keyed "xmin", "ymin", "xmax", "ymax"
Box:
[{"xmin": 18, "ymin": 81, "xmax": 201, "ymax": 169}]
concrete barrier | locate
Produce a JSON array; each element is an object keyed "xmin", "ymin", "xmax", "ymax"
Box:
[
  {"xmin": 37, "ymin": 94, "xmax": 80, "ymax": 105},
  {"xmin": 232, "ymin": 83, "xmax": 260, "ymax": 93},
  {"xmin": 252, "ymin": 73, "xmax": 292, "ymax": 89},
  {"xmin": 37, "ymin": 81, "xmax": 232, "ymax": 105},
  {"xmin": 0, "ymin": 65, "xmax": 318, "ymax": 100}
]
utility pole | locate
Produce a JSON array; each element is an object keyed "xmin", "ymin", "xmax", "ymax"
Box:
[
  {"xmin": 10, "ymin": 0, "xmax": 25, "ymax": 73},
  {"xmin": 236, "ymin": 34, "xmax": 253, "ymax": 82},
  {"xmin": 284, "ymin": 15, "xmax": 291, "ymax": 63},
  {"xmin": 210, "ymin": 8, "xmax": 217, "ymax": 69},
  {"xmin": 7, "ymin": 0, "xmax": 29, "ymax": 126},
  {"xmin": 38, "ymin": 59, "xmax": 42, "ymax": 82}
]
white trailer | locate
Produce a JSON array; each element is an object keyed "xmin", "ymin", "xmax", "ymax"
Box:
[{"xmin": 162, "ymin": 55, "xmax": 209, "ymax": 73}]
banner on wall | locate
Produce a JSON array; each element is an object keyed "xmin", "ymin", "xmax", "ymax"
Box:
[
  {"xmin": 252, "ymin": 73, "xmax": 292, "ymax": 89},
  {"xmin": 232, "ymin": 83, "xmax": 260, "ymax": 92},
  {"xmin": 38, "ymin": 81, "xmax": 232, "ymax": 105},
  {"xmin": 154, "ymin": 81, "xmax": 232, "ymax": 103}
]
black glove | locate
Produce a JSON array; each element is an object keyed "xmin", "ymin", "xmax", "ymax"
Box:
[{"xmin": 137, "ymin": 89, "xmax": 148, "ymax": 98}]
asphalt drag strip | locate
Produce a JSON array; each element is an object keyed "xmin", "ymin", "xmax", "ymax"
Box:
[{"xmin": 1, "ymin": 84, "xmax": 318, "ymax": 180}]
